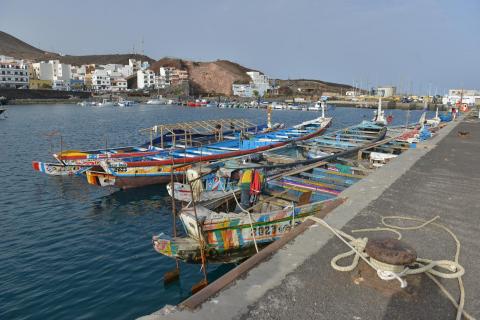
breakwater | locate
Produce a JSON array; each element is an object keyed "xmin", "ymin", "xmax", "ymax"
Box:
[{"xmin": 0, "ymin": 88, "xmax": 91, "ymax": 105}]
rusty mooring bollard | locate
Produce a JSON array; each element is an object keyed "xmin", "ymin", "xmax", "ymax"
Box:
[{"xmin": 366, "ymin": 238, "xmax": 417, "ymax": 266}]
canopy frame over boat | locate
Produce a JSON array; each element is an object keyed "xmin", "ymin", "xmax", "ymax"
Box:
[{"xmin": 138, "ymin": 118, "xmax": 258, "ymax": 149}]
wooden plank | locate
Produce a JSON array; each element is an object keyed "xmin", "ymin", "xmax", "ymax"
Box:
[
  {"xmin": 179, "ymin": 197, "xmax": 347, "ymax": 311},
  {"xmin": 267, "ymin": 161, "xmax": 328, "ymax": 181}
]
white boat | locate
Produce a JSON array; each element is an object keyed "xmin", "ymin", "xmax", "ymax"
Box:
[
  {"xmin": 370, "ymin": 152, "xmax": 398, "ymax": 168},
  {"xmin": 118, "ymin": 99, "xmax": 136, "ymax": 107},
  {"xmin": 98, "ymin": 99, "xmax": 115, "ymax": 107},
  {"xmin": 372, "ymin": 98, "xmax": 387, "ymax": 125},
  {"xmin": 146, "ymin": 96, "xmax": 167, "ymax": 105},
  {"xmin": 426, "ymin": 108, "xmax": 441, "ymax": 127},
  {"xmin": 308, "ymin": 102, "xmax": 321, "ymax": 111},
  {"xmin": 78, "ymin": 101, "xmax": 97, "ymax": 107}
]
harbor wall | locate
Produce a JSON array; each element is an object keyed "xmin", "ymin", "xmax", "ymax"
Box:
[
  {"xmin": 328, "ymin": 100, "xmax": 446, "ymax": 110},
  {"xmin": 0, "ymin": 88, "xmax": 92, "ymax": 104}
]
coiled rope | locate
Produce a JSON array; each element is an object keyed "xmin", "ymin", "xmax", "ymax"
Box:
[{"xmin": 306, "ymin": 215, "xmax": 473, "ymax": 320}]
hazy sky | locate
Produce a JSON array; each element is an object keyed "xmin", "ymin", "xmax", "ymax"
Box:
[{"xmin": 1, "ymin": 0, "xmax": 478, "ymax": 93}]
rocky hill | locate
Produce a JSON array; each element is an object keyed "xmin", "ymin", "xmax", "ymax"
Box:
[
  {"xmin": 275, "ymin": 79, "xmax": 355, "ymax": 96},
  {"xmin": 151, "ymin": 58, "xmax": 253, "ymax": 95},
  {"xmin": 0, "ymin": 31, "xmax": 54, "ymax": 60},
  {"xmin": 0, "ymin": 31, "xmax": 154, "ymax": 65}
]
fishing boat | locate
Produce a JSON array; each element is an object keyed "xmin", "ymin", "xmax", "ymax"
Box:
[
  {"xmin": 152, "ymin": 123, "xmax": 400, "ymax": 265},
  {"xmin": 153, "ymin": 196, "xmax": 343, "ymax": 264},
  {"xmin": 372, "ymin": 98, "xmax": 390, "ymax": 125},
  {"xmin": 32, "ymin": 119, "xmax": 265, "ymax": 176},
  {"xmin": 77, "ymin": 101, "xmax": 97, "ymax": 107},
  {"xmin": 146, "ymin": 96, "xmax": 167, "ymax": 105},
  {"xmin": 153, "ymin": 113, "xmax": 451, "ymax": 265},
  {"xmin": 85, "ymin": 116, "xmax": 333, "ymax": 189},
  {"xmin": 166, "ymin": 120, "xmax": 387, "ymax": 207},
  {"xmin": 154, "ymin": 158, "xmax": 371, "ymax": 264},
  {"xmin": 118, "ymin": 99, "xmax": 136, "ymax": 107},
  {"xmin": 97, "ymin": 99, "xmax": 115, "ymax": 107}
]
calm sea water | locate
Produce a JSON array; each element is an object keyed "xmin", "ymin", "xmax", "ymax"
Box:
[{"xmin": 0, "ymin": 104, "xmax": 429, "ymax": 319}]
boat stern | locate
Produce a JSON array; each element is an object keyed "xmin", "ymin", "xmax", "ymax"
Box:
[{"xmin": 86, "ymin": 171, "xmax": 116, "ymax": 186}]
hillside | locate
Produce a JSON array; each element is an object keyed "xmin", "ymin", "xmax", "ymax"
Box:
[
  {"xmin": 151, "ymin": 58, "xmax": 254, "ymax": 95},
  {"xmin": 56, "ymin": 54, "xmax": 154, "ymax": 66},
  {"xmin": 275, "ymin": 79, "xmax": 355, "ymax": 96},
  {"xmin": 0, "ymin": 31, "xmax": 154, "ymax": 65},
  {"xmin": 0, "ymin": 31, "xmax": 55, "ymax": 60}
]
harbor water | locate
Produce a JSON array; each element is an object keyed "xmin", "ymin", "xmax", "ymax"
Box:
[{"xmin": 0, "ymin": 104, "xmax": 430, "ymax": 319}]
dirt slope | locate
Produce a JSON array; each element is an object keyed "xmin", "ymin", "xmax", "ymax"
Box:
[{"xmin": 0, "ymin": 31, "xmax": 154, "ymax": 65}]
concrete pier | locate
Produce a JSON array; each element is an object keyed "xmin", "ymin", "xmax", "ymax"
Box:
[{"xmin": 141, "ymin": 114, "xmax": 480, "ymax": 320}]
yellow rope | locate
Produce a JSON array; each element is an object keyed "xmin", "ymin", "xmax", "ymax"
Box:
[{"xmin": 305, "ymin": 215, "xmax": 473, "ymax": 320}]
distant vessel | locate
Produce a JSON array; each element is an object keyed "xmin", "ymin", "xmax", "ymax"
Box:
[
  {"xmin": 118, "ymin": 99, "xmax": 136, "ymax": 107},
  {"xmin": 372, "ymin": 98, "xmax": 387, "ymax": 125},
  {"xmin": 146, "ymin": 96, "xmax": 167, "ymax": 105},
  {"xmin": 98, "ymin": 99, "xmax": 115, "ymax": 107},
  {"xmin": 187, "ymin": 99, "xmax": 206, "ymax": 107},
  {"xmin": 78, "ymin": 101, "xmax": 97, "ymax": 107}
]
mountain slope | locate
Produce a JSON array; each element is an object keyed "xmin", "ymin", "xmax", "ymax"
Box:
[
  {"xmin": 0, "ymin": 31, "xmax": 154, "ymax": 65},
  {"xmin": 151, "ymin": 58, "xmax": 255, "ymax": 95},
  {"xmin": 0, "ymin": 31, "xmax": 55, "ymax": 60}
]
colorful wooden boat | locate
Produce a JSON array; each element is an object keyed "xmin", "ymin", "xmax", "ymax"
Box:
[
  {"xmin": 166, "ymin": 121, "xmax": 386, "ymax": 208},
  {"xmin": 32, "ymin": 162, "xmax": 90, "ymax": 176},
  {"xmin": 153, "ymin": 197, "xmax": 341, "ymax": 264},
  {"xmin": 32, "ymin": 120, "xmax": 266, "ymax": 176},
  {"xmin": 85, "ymin": 116, "xmax": 332, "ymax": 189},
  {"xmin": 153, "ymin": 117, "xmax": 445, "ymax": 264}
]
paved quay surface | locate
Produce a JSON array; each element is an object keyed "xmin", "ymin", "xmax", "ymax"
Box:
[{"xmin": 141, "ymin": 115, "xmax": 480, "ymax": 320}]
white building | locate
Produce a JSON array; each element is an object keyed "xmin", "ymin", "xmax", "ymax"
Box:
[
  {"xmin": 137, "ymin": 69, "xmax": 155, "ymax": 89},
  {"xmin": 52, "ymin": 79, "xmax": 69, "ymax": 91},
  {"xmin": 71, "ymin": 65, "xmax": 86, "ymax": 80},
  {"xmin": 129, "ymin": 59, "xmax": 142, "ymax": 73},
  {"xmin": 92, "ymin": 69, "xmax": 111, "ymax": 91},
  {"xmin": 111, "ymin": 78, "xmax": 128, "ymax": 92},
  {"xmin": 117, "ymin": 65, "xmax": 133, "ymax": 78},
  {"xmin": 0, "ymin": 55, "xmax": 15, "ymax": 62},
  {"xmin": 376, "ymin": 86, "xmax": 396, "ymax": 97},
  {"xmin": 442, "ymin": 95, "xmax": 480, "ymax": 107},
  {"xmin": 32, "ymin": 60, "xmax": 71, "ymax": 82},
  {"xmin": 232, "ymin": 71, "xmax": 271, "ymax": 97},
  {"xmin": 232, "ymin": 84, "xmax": 254, "ymax": 97},
  {"xmin": 448, "ymin": 89, "xmax": 480, "ymax": 97},
  {"xmin": 0, "ymin": 59, "xmax": 29, "ymax": 89},
  {"xmin": 246, "ymin": 71, "xmax": 270, "ymax": 96}
]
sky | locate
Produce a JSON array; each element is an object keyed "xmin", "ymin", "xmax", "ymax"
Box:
[{"xmin": 1, "ymin": 0, "xmax": 478, "ymax": 94}]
